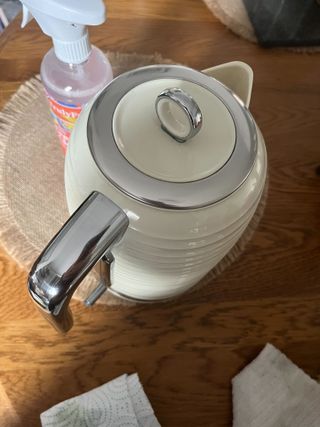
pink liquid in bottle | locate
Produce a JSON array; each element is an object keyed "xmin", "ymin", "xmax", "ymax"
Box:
[{"xmin": 41, "ymin": 46, "xmax": 113, "ymax": 154}]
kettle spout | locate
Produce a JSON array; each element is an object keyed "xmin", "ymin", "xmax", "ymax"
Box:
[
  {"xmin": 202, "ymin": 61, "xmax": 253, "ymax": 107},
  {"xmin": 28, "ymin": 192, "xmax": 129, "ymax": 333}
]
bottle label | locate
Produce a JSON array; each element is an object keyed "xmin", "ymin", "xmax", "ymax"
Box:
[{"xmin": 46, "ymin": 92, "xmax": 83, "ymax": 154}]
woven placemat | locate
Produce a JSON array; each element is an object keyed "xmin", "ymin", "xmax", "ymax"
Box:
[
  {"xmin": 0, "ymin": 51, "xmax": 267, "ymax": 306},
  {"xmin": 203, "ymin": 0, "xmax": 320, "ymax": 52}
]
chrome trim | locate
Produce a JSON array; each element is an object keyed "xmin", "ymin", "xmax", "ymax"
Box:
[
  {"xmin": 28, "ymin": 192, "xmax": 129, "ymax": 333},
  {"xmin": 87, "ymin": 64, "xmax": 258, "ymax": 209},
  {"xmin": 155, "ymin": 87, "xmax": 202, "ymax": 143}
]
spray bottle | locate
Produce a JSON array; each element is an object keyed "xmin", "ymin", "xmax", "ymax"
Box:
[{"xmin": 20, "ymin": 0, "xmax": 113, "ymax": 153}]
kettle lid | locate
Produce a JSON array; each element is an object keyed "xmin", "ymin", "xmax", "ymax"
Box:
[{"xmin": 87, "ymin": 65, "xmax": 257, "ymax": 209}]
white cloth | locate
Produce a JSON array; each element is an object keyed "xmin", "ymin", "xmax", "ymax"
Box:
[
  {"xmin": 233, "ymin": 343, "xmax": 320, "ymax": 427},
  {"xmin": 41, "ymin": 373, "xmax": 160, "ymax": 427},
  {"xmin": 41, "ymin": 344, "xmax": 320, "ymax": 426}
]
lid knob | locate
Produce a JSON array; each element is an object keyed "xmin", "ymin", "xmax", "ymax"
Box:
[{"xmin": 155, "ymin": 88, "xmax": 202, "ymax": 143}]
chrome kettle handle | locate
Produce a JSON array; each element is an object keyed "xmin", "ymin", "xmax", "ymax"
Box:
[{"xmin": 28, "ymin": 192, "xmax": 129, "ymax": 333}]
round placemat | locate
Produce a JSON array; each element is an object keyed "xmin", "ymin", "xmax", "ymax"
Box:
[{"xmin": 0, "ymin": 51, "xmax": 267, "ymax": 306}]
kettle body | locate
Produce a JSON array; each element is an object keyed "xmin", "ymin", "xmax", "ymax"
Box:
[
  {"xmin": 65, "ymin": 61, "xmax": 267, "ymax": 301},
  {"xmin": 29, "ymin": 61, "xmax": 267, "ymax": 331}
]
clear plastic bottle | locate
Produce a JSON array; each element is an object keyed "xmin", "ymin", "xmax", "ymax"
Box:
[
  {"xmin": 41, "ymin": 47, "xmax": 113, "ymax": 153},
  {"xmin": 20, "ymin": 0, "xmax": 111, "ymax": 153}
]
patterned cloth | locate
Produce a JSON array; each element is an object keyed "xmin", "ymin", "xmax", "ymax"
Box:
[{"xmin": 41, "ymin": 374, "xmax": 160, "ymax": 427}]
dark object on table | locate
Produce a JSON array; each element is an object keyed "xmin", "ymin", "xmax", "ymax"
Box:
[
  {"xmin": 243, "ymin": 0, "xmax": 320, "ymax": 47},
  {"xmin": 0, "ymin": 0, "xmax": 21, "ymax": 33}
]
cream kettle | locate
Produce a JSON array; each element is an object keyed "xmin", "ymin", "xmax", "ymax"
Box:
[{"xmin": 29, "ymin": 62, "xmax": 267, "ymax": 332}]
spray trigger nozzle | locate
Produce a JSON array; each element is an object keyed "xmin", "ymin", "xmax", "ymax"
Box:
[{"xmin": 19, "ymin": 0, "xmax": 106, "ymax": 64}]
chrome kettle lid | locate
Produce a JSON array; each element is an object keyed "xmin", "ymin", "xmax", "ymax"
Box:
[{"xmin": 87, "ymin": 65, "xmax": 258, "ymax": 210}]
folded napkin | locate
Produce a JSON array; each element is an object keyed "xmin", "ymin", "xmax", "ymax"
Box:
[
  {"xmin": 41, "ymin": 373, "xmax": 160, "ymax": 427},
  {"xmin": 233, "ymin": 343, "xmax": 320, "ymax": 427},
  {"xmin": 41, "ymin": 344, "xmax": 320, "ymax": 426}
]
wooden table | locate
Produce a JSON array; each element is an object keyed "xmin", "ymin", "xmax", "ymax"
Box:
[{"xmin": 0, "ymin": 1, "xmax": 320, "ymax": 426}]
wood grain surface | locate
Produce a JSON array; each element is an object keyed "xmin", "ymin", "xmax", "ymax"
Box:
[{"xmin": 1, "ymin": 1, "xmax": 320, "ymax": 426}]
